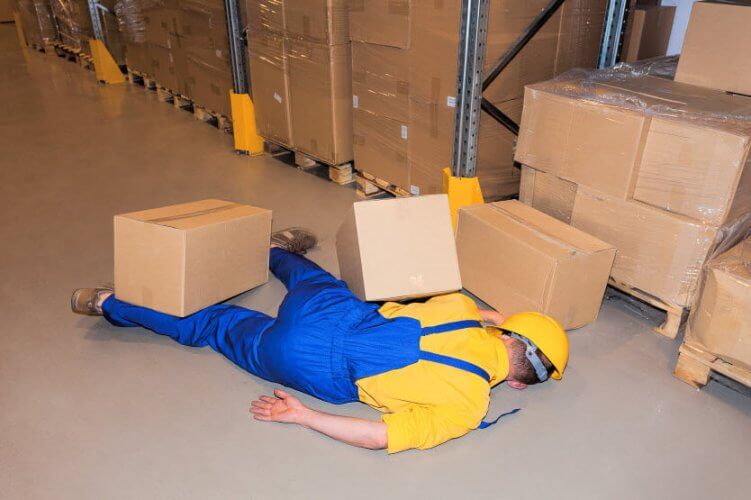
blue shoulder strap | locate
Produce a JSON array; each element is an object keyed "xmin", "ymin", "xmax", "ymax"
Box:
[{"xmin": 418, "ymin": 319, "xmax": 521, "ymax": 430}]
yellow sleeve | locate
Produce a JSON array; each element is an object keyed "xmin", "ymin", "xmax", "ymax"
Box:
[
  {"xmin": 381, "ymin": 403, "xmax": 484, "ymax": 454},
  {"xmin": 379, "ymin": 293, "xmax": 482, "ymax": 324}
]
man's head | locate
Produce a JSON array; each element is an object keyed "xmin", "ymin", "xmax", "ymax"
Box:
[
  {"xmin": 502, "ymin": 335, "xmax": 555, "ymax": 390},
  {"xmin": 496, "ymin": 312, "xmax": 569, "ymax": 390}
]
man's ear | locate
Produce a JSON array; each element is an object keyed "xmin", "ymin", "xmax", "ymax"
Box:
[{"xmin": 508, "ymin": 380, "xmax": 528, "ymax": 391}]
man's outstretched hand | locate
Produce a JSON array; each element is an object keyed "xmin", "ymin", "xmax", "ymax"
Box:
[
  {"xmin": 249, "ymin": 388, "xmax": 388, "ymax": 450},
  {"xmin": 251, "ymin": 389, "xmax": 307, "ymax": 424}
]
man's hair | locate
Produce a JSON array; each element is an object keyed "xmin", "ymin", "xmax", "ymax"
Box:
[{"xmin": 507, "ymin": 337, "xmax": 555, "ymax": 385}]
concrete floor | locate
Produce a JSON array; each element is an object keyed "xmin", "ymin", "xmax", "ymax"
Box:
[{"xmin": 1, "ymin": 25, "xmax": 750, "ymax": 500}]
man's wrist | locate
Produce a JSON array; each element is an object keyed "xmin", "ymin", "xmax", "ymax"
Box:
[{"xmin": 295, "ymin": 407, "xmax": 317, "ymax": 427}]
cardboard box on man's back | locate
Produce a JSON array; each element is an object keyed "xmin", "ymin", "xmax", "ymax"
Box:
[
  {"xmin": 114, "ymin": 199, "xmax": 272, "ymax": 317},
  {"xmin": 336, "ymin": 195, "xmax": 462, "ymax": 301}
]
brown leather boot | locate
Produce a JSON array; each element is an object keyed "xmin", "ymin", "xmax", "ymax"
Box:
[{"xmin": 70, "ymin": 287, "xmax": 114, "ymax": 316}]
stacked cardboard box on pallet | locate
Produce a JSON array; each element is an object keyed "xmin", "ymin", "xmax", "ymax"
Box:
[
  {"xmin": 349, "ymin": 1, "xmax": 607, "ymax": 200},
  {"xmin": 246, "ymin": 0, "xmax": 353, "ymax": 166},
  {"xmin": 114, "ymin": 0, "xmax": 234, "ymax": 117},
  {"xmin": 516, "ymin": 69, "xmax": 751, "ymax": 323},
  {"xmin": 16, "ymin": 0, "xmax": 58, "ymax": 47},
  {"xmin": 50, "ymin": 0, "xmax": 93, "ymax": 53}
]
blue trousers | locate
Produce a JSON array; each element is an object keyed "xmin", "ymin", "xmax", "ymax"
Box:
[{"xmin": 103, "ymin": 248, "xmax": 421, "ymax": 403}]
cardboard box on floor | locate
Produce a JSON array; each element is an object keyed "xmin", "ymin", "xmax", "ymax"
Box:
[
  {"xmin": 114, "ymin": 199, "xmax": 272, "ymax": 317},
  {"xmin": 622, "ymin": 6, "xmax": 675, "ymax": 63},
  {"xmin": 336, "ymin": 195, "xmax": 461, "ymax": 301},
  {"xmin": 516, "ymin": 75, "xmax": 751, "ymax": 226},
  {"xmin": 676, "ymin": 1, "xmax": 751, "ymax": 97},
  {"xmin": 687, "ymin": 239, "xmax": 751, "ymax": 371},
  {"xmin": 456, "ymin": 201, "xmax": 615, "ymax": 329}
]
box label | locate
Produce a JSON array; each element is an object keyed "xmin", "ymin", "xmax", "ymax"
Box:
[
  {"xmin": 401, "ymin": 125, "xmax": 408, "ymax": 139},
  {"xmin": 353, "ymin": 95, "xmax": 359, "ymax": 109}
]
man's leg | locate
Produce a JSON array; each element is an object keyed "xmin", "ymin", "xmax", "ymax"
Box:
[
  {"xmin": 102, "ymin": 295, "xmax": 275, "ymax": 374},
  {"xmin": 270, "ymin": 247, "xmax": 347, "ymax": 292}
]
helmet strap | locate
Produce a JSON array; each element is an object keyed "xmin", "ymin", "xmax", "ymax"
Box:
[{"xmin": 504, "ymin": 332, "xmax": 549, "ymax": 383}]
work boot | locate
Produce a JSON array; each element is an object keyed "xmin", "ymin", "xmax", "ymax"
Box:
[
  {"xmin": 70, "ymin": 286, "xmax": 113, "ymax": 316},
  {"xmin": 271, "ymin": 227, "xmax": 318, "ymax": 255}
]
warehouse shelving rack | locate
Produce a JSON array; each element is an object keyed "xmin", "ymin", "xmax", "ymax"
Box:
[{"xmin": 445, "ymin": 0, "xmax": 632, "ymax": 221}]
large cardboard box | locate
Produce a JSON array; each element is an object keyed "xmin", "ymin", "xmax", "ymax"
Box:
[
  {"xmin": 349, "ymin": 0, "xmax": 410, "ymax": 48},
  {"xmin": 456, "ymin": 201, "xmax": 615, "ymax": 329},
  {"xmin": 143, "ymin": 5, "xmax": 179, "ymax": 48},
  {"xmin": 622, "ymin": 6, "xmax": 675, "ymax": 63},
  {"xmin": 114, "ymin": 199, "xmax": 272, "ymax": 317},
  {"xmin": 570, "ymin": 188, "xmax": 721, "ymax": 308},
  {"xmin": 248, "ymin": 32, "xmax": 293, "ymax": 147},
  {"xmin": 516, "ymin": 75, "xmax": 751, "ymax": 225},
  {"xmin": 336, "ymin": 195, "xmax": 461, "ymax": 301},
  {"xmin": 687, "ymin": 239, "xmax": 751, "ymax": 371},
  {"xmin": 125, "ymin": 42, "xmax": 150, "ymax": 75},
  {"xmin": 675, "ymin": 1, "xmax": 751, "ymax": 96},
  {"xmin": 287, "ymin": 39, "xmax": 353, "ymax": 164},
  {"xmin": 283, "ymin": 0, "xmax": 349, "ymax": 45},
  {"xmin": 148, "ymin": 42, "xmax": 179, "ymax": 91}
]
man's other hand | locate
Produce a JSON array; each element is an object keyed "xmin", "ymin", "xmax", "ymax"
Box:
[{"xmin": 251, "ymin": 389, "xmax": 307, "ymax": 424}]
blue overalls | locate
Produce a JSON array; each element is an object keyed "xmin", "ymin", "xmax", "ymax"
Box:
[{"xmin": 104, "ymin": 248, "xmax": 515, "ymax": 426}]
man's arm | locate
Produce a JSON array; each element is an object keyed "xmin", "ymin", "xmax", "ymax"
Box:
[
  {"xmin": 250, "ymin": 389, "xmax": 387, "ymax": 450},
  {"xmin": 478, "ymin": 308, "xmax": 505, "ymax": 326}
]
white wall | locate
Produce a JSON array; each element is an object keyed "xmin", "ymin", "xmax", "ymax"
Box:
[{"xmin": 661, "ymin": 0, "xmax": 699, "ymax": 55}]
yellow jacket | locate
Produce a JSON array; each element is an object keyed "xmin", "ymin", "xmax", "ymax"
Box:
[{"xmin": 356, "ymin": 293, "xmax": 509, "ymax": 453}]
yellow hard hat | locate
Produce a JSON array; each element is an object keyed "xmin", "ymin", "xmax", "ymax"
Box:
[{"xmin": 501, "ymin": 312, "xmax": 569, "ymax": 380}]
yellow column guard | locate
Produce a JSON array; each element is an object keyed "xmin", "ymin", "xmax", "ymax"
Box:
[
  {"xmin": 89, "ymin": 39, "xmax": 125, "ymax": 84},
  {"xmin": 443, "ymin": 167, "xmax": 484, "ymax": 229},
  {"xmin": 230, "ymin": 91, "xmax": 265, "ymax": 155}
]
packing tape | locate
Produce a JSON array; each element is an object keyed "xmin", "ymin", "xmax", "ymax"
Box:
[{"xmin": 145, "ymin": 202, "xmax": 242, "ymax": 225}]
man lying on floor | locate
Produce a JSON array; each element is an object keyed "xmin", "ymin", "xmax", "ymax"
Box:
[{"xmin": 71, "ymin": 229, "xmax": 569, "ymax": 453}]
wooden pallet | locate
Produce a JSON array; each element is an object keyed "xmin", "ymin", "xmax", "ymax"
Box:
[
  {"xmin": 29, "ymin": 42, "xmax": 46, "ymax": 53},
  {"xmin": 155, "ymin": 85, "xmax": 193, "ymax": 111},
  {"xmin": 607, "ymin": 278, "xmax": 686, "ymax": 339},
  {"xmin": 127, "ymin": 70, "xmax": 157, "ymax": 90},
  {"xmin": 193, "ymin": 105, "xmax": 232, "ymax": 134},
  {"xmin": 51, "ymin": 42, "xmax": 92, "ymax": 69},
  {"xmin": 675, "ymin": 341, "xmax": 751, "ymax": 389},
  {"xmin": 328, "ymin": 164, "xmax": 354, "ymax": 185},
  {"xmin": 356, "ymin": 171, "xmax": 411, "ymax": 199}
]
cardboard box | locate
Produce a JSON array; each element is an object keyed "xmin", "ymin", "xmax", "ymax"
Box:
[
  {"xmin": 457, "ymin": 201, "xmax": 615, "ymax": 329},
  {"xmin": 148, "ymin": 42, "xmax": 179, "ymax": 91},
  {"xmin": 335, "ymin": 195, "xmax": 461, "ymax": 301},
  {"xmin": 246, "ymin": 0, "xmax": 285, "ymax": 34},
  {"xmin": 570, "ymin": 188, "xmax": 721, "ymax": 308},
  {"xmin": 675, "ymin": 1, "xmax": 751, "ymax": 96},
  {"xmin": 283, "ymin": 0, "xmax": 349, "ymax": 45},
  {"xmin": 349, "ymin": 0, "xmax": 410, "ymax": 48},
  {"xmin": 125, "ymin": 42, "xmax": 149, "ymax": 75},
  {"xmin": 143, "ymin": 5, "xmax": 179, "ymax": 48},
  {"xmin": 517, "ymin": 75, "xmax": 751, "ymax": 225},
  {"xmin": 185, "ymin": 52, "xmax": 233, "ymax": 117},
  {"xmin": 622, "ymin": 6, "xmax": 675, "ymax": 63},
  {"xmin": 519, "ymin": 166, "xmax": 578, "ymax": 224},
  {"xmin": 353, "ymin": 109, "xmax": 409, "ymax": 188},
  {"xmin": 114, "ymin": 199, "xmax": 272, "ymax": 317},
  {"xmin": 687, "ymin": 239, "xmax": 751, "ymax": 371},
  {"xmin": 179, "ymin": 0, "xmax": 230, "ymax": 63},
  {"xmin": 351, "ymin": 41, "xmax": 409, "ymax": 123},
  {"xmin": 287, "ymin": 39, "xmax": 353, "ymax": 164},
  {"xmin": 248, "ymin": 31, "xmax": 293, "ymax": 147},
  {"xmin": 515, "ymin": 84, "xmax": 649, "ymax": 199}
]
